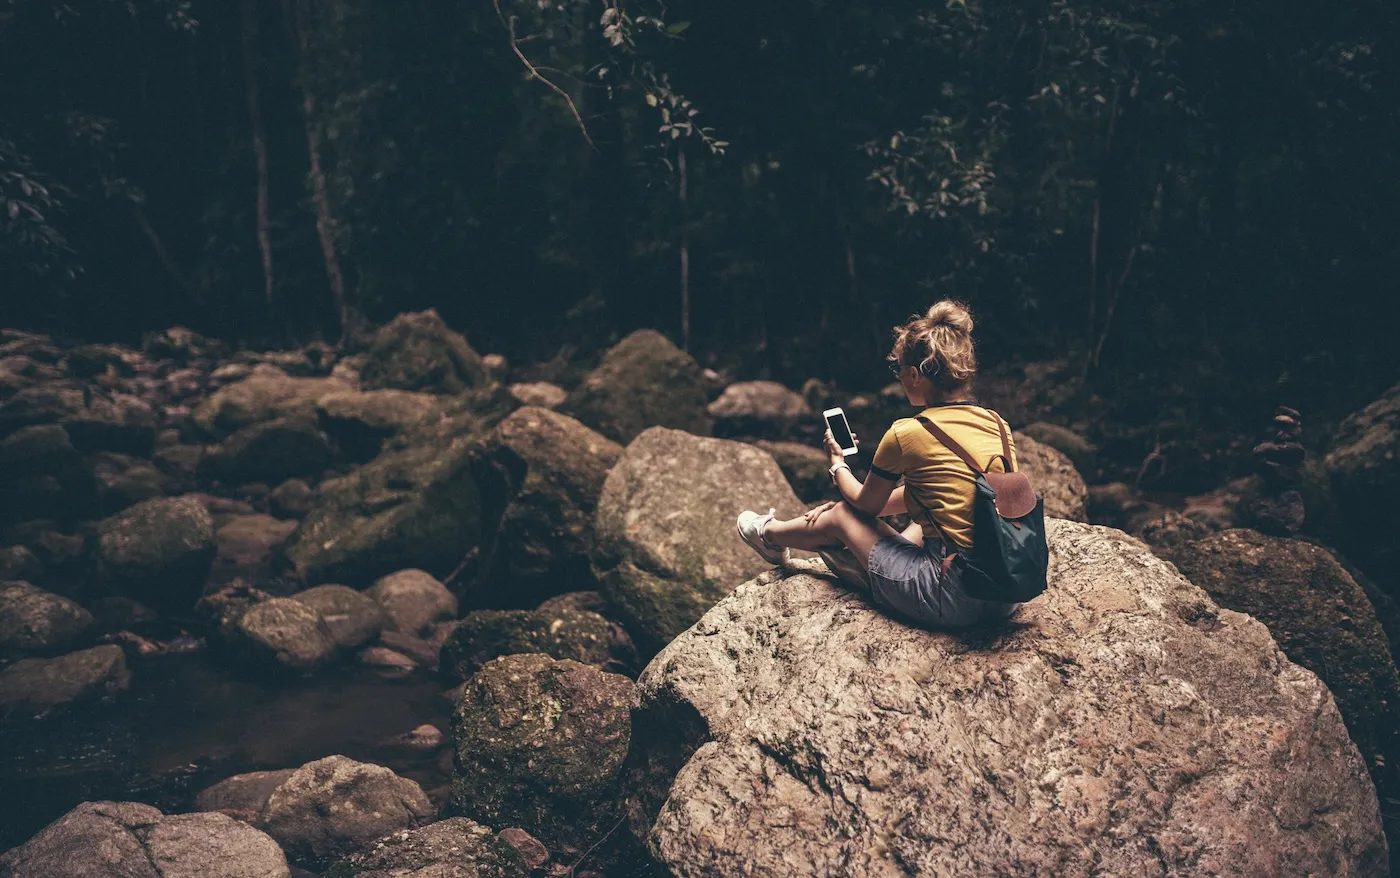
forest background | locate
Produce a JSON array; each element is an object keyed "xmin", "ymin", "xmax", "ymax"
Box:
[{"xmin": 1, "ymin": 0, "xmax": 1396, "ymax": 439}]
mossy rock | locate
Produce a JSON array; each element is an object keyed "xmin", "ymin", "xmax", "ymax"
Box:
[
  {"xmin": 448, "ymin": 653, "xmax": 636, "ymax": 852},
  {"xmin": 359, "ymin": 310, "xmax": 485, "ymax": 394}
]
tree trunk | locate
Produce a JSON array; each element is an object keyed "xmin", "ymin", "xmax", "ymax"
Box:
[
  {"xmin": 287, "ymin": 0, "xmax": 350, "ymax": 342},
  {"xmin": 678, "ymin": 143, "xmax": 691, "ymax": 353},
  {"xmin": 240, "ymin": 0, "xmax": 274, "ymax": 307}
]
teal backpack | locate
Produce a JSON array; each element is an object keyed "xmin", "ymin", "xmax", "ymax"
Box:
[{"xmin": 912, "ymin": 410, "xmax": 1049, "ymax": 604}]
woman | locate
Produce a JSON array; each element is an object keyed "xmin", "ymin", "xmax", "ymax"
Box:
[{"xmin": 737, "ymin": 299, "xmax": 1021, "ymax": 628}]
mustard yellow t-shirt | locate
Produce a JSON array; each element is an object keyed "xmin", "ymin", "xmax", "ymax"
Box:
[{"xmin": 869, "ymin": 403, "xmax": 1018, "ymax": 549}]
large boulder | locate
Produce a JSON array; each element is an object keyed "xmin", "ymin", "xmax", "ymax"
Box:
[
  {"xmin": 359, "ymin": 310, "xmax": 485, "ymax": 394},
  {"xmin": 90, "ymin": 451, "xmax": 169, "ymax": 514},
  {"xmin": 468, "ymin": 407, "xmax": 622, "ymax": 608},
  {"xmin": 291, "ymin": 584, "xmax": 384, "ymax": 649},
  {"xmin": 210, "ymin": 514, "xmax": 299, "ymax": 586},
  {"xmin": 1157, "ymin": 528, "xmax": 1400, "ymax": 866},
  {"xmin": 367, "ymin": 569, "xmax": 457, "ymax": 636},
  {"xmin": 0, "ymin": 424, "xmax": 96, "ymax": 522},
  {"xmin": 590, "ymin": 428, "xmax": 804, "ymax": 656},
  {"xmin": 0, "ymin": 644, "xmax": 130, "ymax": 713},
  {"xmin": 439, "ymin": 606, "xmax": 616, "ymax": 684},
  {"xmin": 0, "ymin": 385, "xmax": 157, "ymax": 455},
  {"xmin": 562, "ymin": 330, "xmax": 712, "ymax": 444},
  {"xmin": 0, "ymin": 580, "xmax": 93, "ymax": 656},
  {"xmin": 1019, "ymin": 421, "xmax": 1098, "ymax": 474},
  {"xmin": 191, "ymin": 367, "xmax": 351, "ymax": 441},
  {"xmin": 257, "ymin": 755, "xmax": 435, "ymax": 870},
  {"xmin": 199, "ymin": 417, "xmax": 334, "ymax": 486},
  {"xmin": 315, "ymin": 389, "xmax": 440, "ymax": 461},
  {"xmin": 0, "ymin": 801, "xmax": 290, "ymax": 878},
  {"xmin": 196, "ymin": 769, "xmax": 298, "ymax": 822},
  {"xmin": 95, "ymin": 495, "xmax": 216, "ymax": 610},
  {"xmin": 753, "ymin": 440, "xmax": 837, "ymax": 503},
  {"xmin": 1325, "ymin": 384, "xmax": 1400, "ymax": 570},
  {"xmin": 1014, "ymin": 432, "xmax": 1089, "ymax": 522},
  {"xmin": 229, "ymin": 597, "xmax": 340, "ymax": 672},
  {"xmin": 281, "ymin": 429, "xmax": 482, "ymax": 588},
  {"xmin": 623, "ymin": 520, "xmax": 1388, "ymax": 876},
  {"xmin": 707, "ymin": 381, "xmax": 811, "ymax": 439},
  {"xmin": 448, "ymin": 653, "xmax": 637, "ymax": 853},
  {"xmin": 323, "ymin": 818, "xmax": 531, "ymax": 878}
]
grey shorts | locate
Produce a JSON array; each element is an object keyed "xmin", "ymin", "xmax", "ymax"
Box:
[{"xmin": 866, "ymin": 533, "xmax": 1020, "ymax": 629}]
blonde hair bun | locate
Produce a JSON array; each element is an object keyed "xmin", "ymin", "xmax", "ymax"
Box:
[
  {"xmin": 925, "ymin": 300, "xmax": 974, "ymax": 334},
  {"xmin": 888, "ymin": 298, "xmax": 978, "ymax": 390}
]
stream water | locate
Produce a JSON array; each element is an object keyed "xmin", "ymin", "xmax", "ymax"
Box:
[{"xmin": 0, "ymin": 650, "xmax": 451, "ymax": 852}]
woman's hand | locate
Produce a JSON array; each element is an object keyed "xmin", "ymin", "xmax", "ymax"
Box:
[
  {"xmin": 804, "ymin": 500, "xmax": 839, "ymax": 526},
  {"xmin": 824, "ymin": 429, "xmax": 858, "ymax": 466}
]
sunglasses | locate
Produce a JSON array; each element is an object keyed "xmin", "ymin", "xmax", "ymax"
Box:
[{"xmin": 888, "ymin": 362, "xmax": 907, "ymax": 376}]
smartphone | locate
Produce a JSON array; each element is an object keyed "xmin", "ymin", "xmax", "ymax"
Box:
[{"xmin": 823, "ymin": 407, "xmax": 858, "ymax": 457}]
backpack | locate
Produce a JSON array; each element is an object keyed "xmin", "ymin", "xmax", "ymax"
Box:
[{"xmin": 909, "ymin": 409, "xmax": 1049, "ymax": 604}]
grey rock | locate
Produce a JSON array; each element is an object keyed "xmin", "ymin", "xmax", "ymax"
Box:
[
  {"xmin": 90, "ymin": 452, "xmax": 170, "ymax": 514},
  {"xmin": 468, "ymin": 407, "xmax": 622, "ymax": 608},
  {"xmin": 192, "ymin": 370, "xmax": 352, "ymax": 441},
  {"xmin": 707, "ymin": 380, "xmax": 811, "ymax": 438},
  {"xmin": 439, "ymin": 606, "xmax": 616, "ymax": 684},
  {"xmin": 367, "ymin": 569, "xmax": 457, "ymax": 636},
  {"xmin": 506, "ymin": 381, "xmax": 567, "ymax": 410},
  {"xmin": 231, "ymin": 598, "xmax": 339, "ymax": 671},
  {"xmin": 562, "ymin": 329, "xmax": 712, "ymax": 444},
  {"xmin": 590, "ymin": 428, "xmax": 803, "ymax": 656},
  {"xmin": 292, "ymin": 584, "xmax": 383, "ymax": 649},
  {"xmin": 315, "ymin": 389, "xmax": 440, "ymax": 461},
  {"xmin": 359, "ymin": 310, "xmax": 485, "ymax": 394},
  {"xmin": 96, "ymin": 496, "xmax": 216, "ymax": 610},
  {"xmin": 281, "ymin": 426, "xmax": 482, "ymax": 588},
  {"xmin": 0, "ymin": 644, "xmax": 130, "ymax": 712},
  {"xmin": 200, "ymin": 417, "xmax": 334, "ymax": 487},
  {"xmin": 0, "ymin": 801, "xmax": 163, "ymax": 878},
  {"xmin": 257, "ymin": 755, "xmax": 434, "ymax": 870},
  {"xmin": 1020, "ymin": 421, "xmax": 1098, "ymax": 473},
  {"xmin": 0, "ymin": 545, "xmax": 43, "ymax": 582},
  {"xmin": 449, "ymin": 654, "xmax": 637, "ymax": 852},
  {"xmin": 753, "ymin": 440, "xmax": 837, "ymax": 503},
  {"xmin": 0, "ymin": 580, "xmax": 94, "ymax": 656},
  {"xmin": 1014, "ymin": 432, "xmax": 1089, "ymax": 522},
  {"xmin": 211, "ymin": 514, "xmax": 298, "ymax": 585},
  {"xmin": 196, "ymin": 769, "xmax": 299, "ymax": 820},
  {"xmin": 144, "ymin": 811, "xmax": 291, "ymax": 878},
  {"xmin": 322, "ymin": 817, "xmax": 529, "ymax": 878},
  {"xmin": 268, "ymin": 479, "xmax": 316, "ymax": 519},
  {"xmin": 625, "ymin": 522, "xmax": 1388, "ymax": 877},
  {"xmin": 1158, "ymin": 529, "xmax": 1400, "ymax": 864}
]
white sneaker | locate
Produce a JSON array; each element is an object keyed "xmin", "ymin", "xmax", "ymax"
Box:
[{"xmin": 737, "ymin": 508, "xmax": 790, "ymax": 566}]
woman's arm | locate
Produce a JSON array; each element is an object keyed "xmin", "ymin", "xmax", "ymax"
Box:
[
  {"xmin": 879, "ymin": 484, "xmax": 907, "ymax": 516},
  {"xmin": 826, "ymin": 429, "xmax": 896, "ymax": 516}
]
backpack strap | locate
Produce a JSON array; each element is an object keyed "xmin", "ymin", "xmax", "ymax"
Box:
[{"xmin": 915, "ymin": 410, "xmax": 1015, "ymax": 474}]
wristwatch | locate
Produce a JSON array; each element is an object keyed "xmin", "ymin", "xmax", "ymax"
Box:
[{"xmin": 829, "ymin": 461, "xmax": 851, "ymax": 482}]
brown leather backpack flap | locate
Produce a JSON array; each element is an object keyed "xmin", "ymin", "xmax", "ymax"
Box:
[{"xmin": 983, "ymin": 471, "xmax": 1037, "ymax": 518}]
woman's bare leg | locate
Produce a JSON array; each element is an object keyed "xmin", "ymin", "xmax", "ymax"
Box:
[{"xmin": 763, "ymin": 502, "xmax": 900, "ymax": 571}]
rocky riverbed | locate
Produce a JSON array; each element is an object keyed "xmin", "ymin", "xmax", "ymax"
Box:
[{"xmin": 0, "ymin": 314, "xmax": 1396, "ymax": 876}]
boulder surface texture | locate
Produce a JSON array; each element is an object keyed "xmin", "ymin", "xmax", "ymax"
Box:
[
  {"xmin": 283, "ymin": 425, "xmax": 481, "ymax": 587},
  {"xmin": 1159, "ymin": 528, "xmax": 1400, "ymax": 869},
  {"xmin": 563, "ymin": 329, "xmax": 712, "ymax": 443},
  {"xmin": 590, "ymin": 427, "xmax": 804, "ymax": 656},
  {"xmin": 96, "ymin": 495, "xmax": 216, "ymax": 609},
  {"xmin": 323, "ymin": 818, "xmax": 531, "ymax": 878},
  {"xmin": 469, "ymin": 406, "xmax": 622, "ymax": 608},
  {"xmin": 257, "ymin": 755, "xmax": 435, "ymax": 870},
  {"xmin": 624, "ymin": 519, "xmax": 1388, "ymax": 877},
  {"xmin": 0, "ymin": 800, "xmax": 289, "ymax": 878},
  {"xmin": 449, "ymin": 653, "xmax": 637, "ymax": 853},
  {"xmin": 1013, "ymin": 432, "xmax": 1089, "ymax": 522},
  {"xmin": 359, "ymin": 309, "xmax": 485, "ymax": 394}
]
